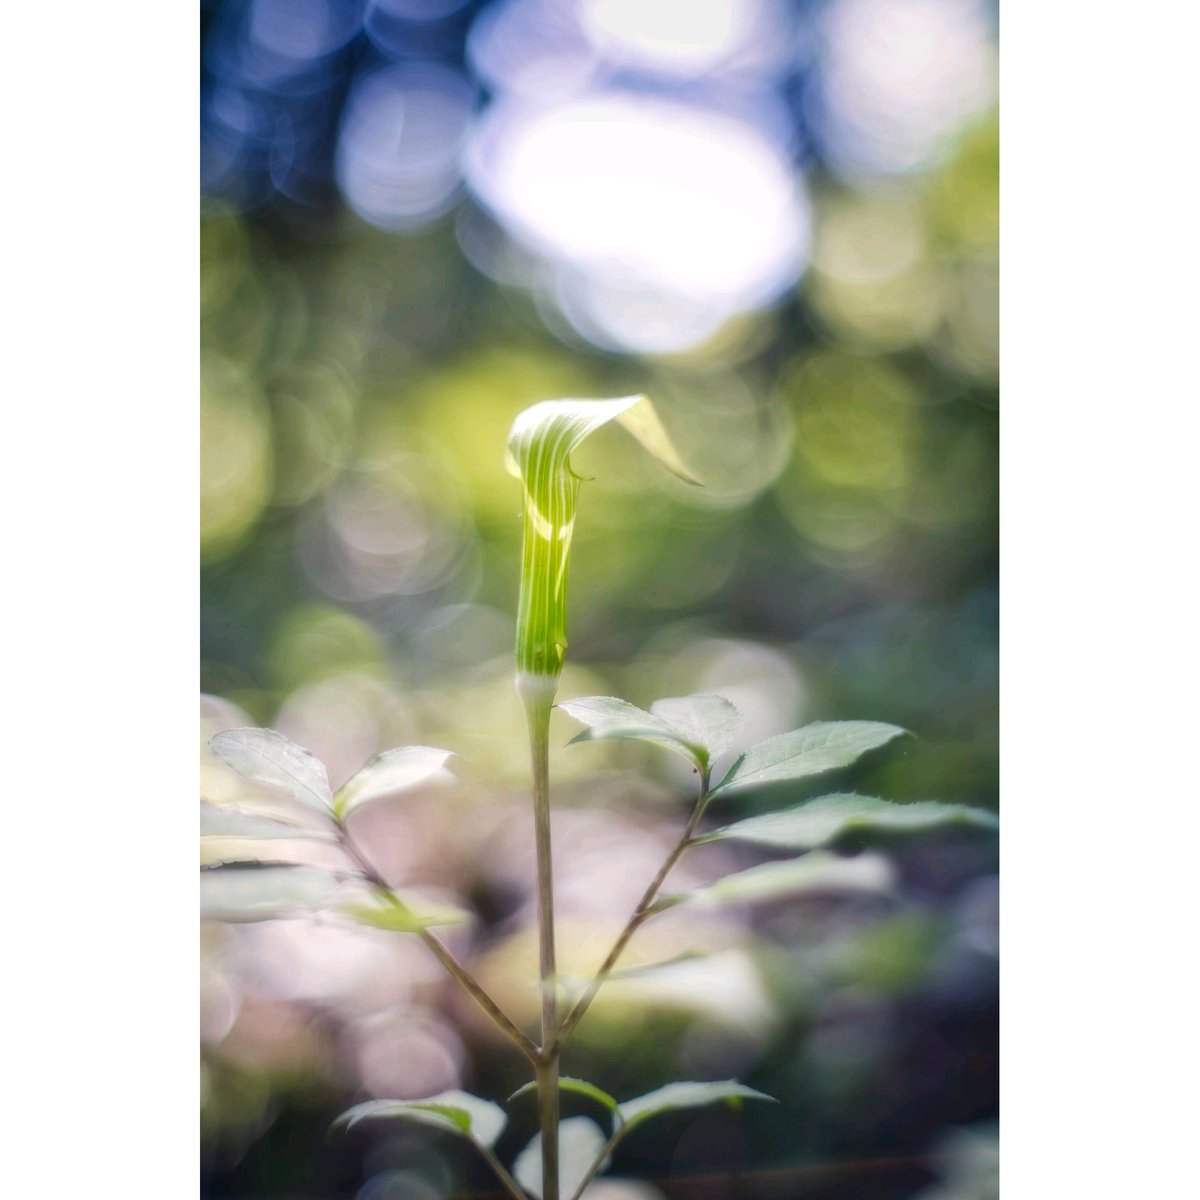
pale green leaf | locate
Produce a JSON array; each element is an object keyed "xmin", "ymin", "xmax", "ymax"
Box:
[
  {"xmin": 333, "ymin": 746, "xmax": 455, "ymax": 821},
  {"xmin": 507, "ymin": 396, "xmax": 698, "ymax": 681},
  {"xmin": 508, "ymin": 1077, "xmax": 620, "ymax": 1124},
  {"xmin": 333, "ymin": 1090, "xmax": 507, "ymax": 1149},
  {"xmin": 208, "ymin": 728, "xmax": 333, "ymax": 816},
  {"xmin": 200, "ymin": 838, "xmax": 314, "ymax": 868},
  {"xmin": 596, "ymin": 950, "xmax": 770, "ymax": 1026},
  {"xmin": 555, "ymin": 952, "xmax": 708, "ymax": 995},
  {"xmin": 618, "ymin": 1081, "xmax": 775, "ymax": 1135},
  {"xmin": 514, "ymin": 1116, "xmax": 608, "ymax": 1200},
  {"xmin": 710, "ymin": 721, "xmax": 907, "ymax": 798},
  {"xmin": 649, "ymin": 694, "xmax": 742, "ymax": 763},
  {"xmin": 559, "ymin": 693, "xmax": 741, "ymax": 770},
  {"xmin": 200, "ymin": 866, "xmax": 341, "ymax": 922},
  {"xmin": 200, "ymin": 803, "xmax": 332, "ymax": 840},
  {"xmin": 702, "ymin": 794, "xmax": 998, "ymax": 851},
  {"xmin": 338, "ymin": 888, "xmax": 470, "ymax": 933},
  {"xmin": 657, "ymin": 852, "xmax": 894, "ymax": 910},
  {"xmin": 558, "ymin": 696, "xmax": 700, "ymax": 767}
]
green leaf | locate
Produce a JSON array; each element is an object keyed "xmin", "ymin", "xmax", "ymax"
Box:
[
  {"xmin": 208, "ymin": 728, "xmax": 333, "ymax": 816},
  {"xmin": 200, "ymin": 866, "xmax": 341, "ymax": 922},
  {"xmin": 617, "ymin": 1081, "xmax": 775, "ymax": 1135},
  {"xmin": 555, "ymin": 951, "xmax": 708, "ymax": 995},
  {"xmin": 649, "ymin": 694, "xmax": 742, "ymax": 763},
  {"xmin": 558, "ymin": 693, "xmax": 741, "ymax": 771},
  {"xmin": 507, "ymin": 396, "xmax": 698, "ymax": 682},
  {"xmin": 332, "ymin": 746, "xmax": 455, "ymax": 821},
  {"xmin": 337, "ymin": 888, "xmax": 470, "ymax": 933},
  {"xmin": 513, "ymin": 1116, "xmax": 608, "ymax": 1200},
  {"xmin": 200, "ymin": 803, "xmax": 332, "ymax": 840},
  {"xmin": 558, "ymin": 696, "xmax": 699, "ymax": 766},
  {"xmin": 710, "ymin": 721, "xmax": 907, "ymax": 798},
  {"xmin": 508, "ymin": 1077, "xmax": 620, "ymax": 1125},
  {"xmin": 701, "ymin": 794, "xmax": 998, "ymax": 851},
  {"xmin": 200, "ymin": 804, "xmax": 336, "ymax": 865},
  {"xmin": 200, "ymin": 840, "xmax": 311, "ymax": 868},
  {"xmin": 333, "ymin": 1090, "xmax": 507, "ymax": 1150},
  {"xmin": 657, "ymin": 852, "xmax": 894, "ymax": 910}
]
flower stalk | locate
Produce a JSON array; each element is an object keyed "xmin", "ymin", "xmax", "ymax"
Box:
[{"xmin": 508, "ymin": 395, "xmax": 697, "ymax": 1200}]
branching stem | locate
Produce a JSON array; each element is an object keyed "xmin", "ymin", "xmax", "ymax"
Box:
[
  {"xmin": 475, "ymin": 1143, "xmax": 531, "ymax": 1200},
  {"xmin": 551, "ymin": 767, "xmax": 711, "ymax": 1055},
  {"xmin": 338, "ymin": 825, "xmax": 539, "ymax": 1066},
  {"xmin": 566, "ymin": 1124, "xmax": 626, "ymax": 1200}
]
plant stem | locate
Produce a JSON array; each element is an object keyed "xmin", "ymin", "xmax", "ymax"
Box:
[
  {"xmin": 551, "ymin": 769, "xmax": 710, "ymax": 1055},
  {"xmin": 566, "ymin": 1125, "xmax": 626, "ymax": 1200},
  {"xmin": 419, "ymin": 931, "xmax": 540, "ymax": 1067},
  {"xmin": 475, "ymin": 1143, "xmax": 531, "ymax": 1200},
  {"xmin": 521, "ymin": 677, "xmax": 560, "ymax": 1200},
  {"xmin": 338, "ymin": 826, "xmax": 539, "ymax": 1066}
]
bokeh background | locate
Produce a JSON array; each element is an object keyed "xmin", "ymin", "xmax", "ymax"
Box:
[{"xmin": 200, "ymin": 1, "xmax": 998, "ymax": 1197}]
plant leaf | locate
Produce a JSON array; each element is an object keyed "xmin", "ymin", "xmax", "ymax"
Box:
[
  {"xmin": 617, "ymin": 1081, "xmax": 775, "ymax": 1135},
  {"xmin": 508, "ymin": 1077, "xmax": 620, "ymax": 1125},
  {"xmin": 649, "ymin": 694, "xmax": 742, "ymax": 764},
  {"xmin": 657, "ymin": 852, "xmax": 894, "ymax": 910},
  {"xmin": 514, "ymin": 1116, "xmax": 608, "ymax": 1200},
  {"xmin": 200, "ymin": 866, "xmax": 341, "ymax": 922},
  {"xmin": 701, "ymin": 794, "xmax": 999, "ymax": 851},
  {"xmin": 596, "ymin": 950, "xmax": 768, "ymax": 1026},
  {"xmin": 337, "ymin": 888, "xmax": 470, "ymax": 933},
  {"xmin": 710, "ymin": 722, "xmax": 907, "ymax": 798},
  {"xmin": 200, "ymin": 803, "xmax": 337, "ymax": 866},
  {"xmin": 200, "ymin": 803, "xmax": 333, "ymax": 840},
  {"xmin": 208, "ymin": 728, "xmax": 333, "ymax": 816},
  {"xmin": 333, "ymin": 1090, "xmax": 507, "ymax": 1150},
  {"xmin": 554, "ymin": 951, "xmax": 708, "ymax": 995},
  {"xmin": 507, "ymin": 396, "xmax": 698, "ymax": 682},
  {"xmin": 558, "ymin": 696, "xmax": 701, "ymax": 767},
  {"xmin": 333, "ymin": 746, "xmax": 456, "ymax": 821}
]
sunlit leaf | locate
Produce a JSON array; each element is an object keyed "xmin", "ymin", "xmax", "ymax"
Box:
[
  {"xmin": 507, "ymin": 396, "xmax": 699, "ymax": 683},
  {"xmin": 508, "ymin": 1077, "xmax": 620, "ymax": 1125},
  {"xmin": 596, "ymin": 950, "xmax": 770, "ymax": 1027},
  {"xmin": 333, "ymin": 746, "xmax": 456, "ymax": 821},
  {"xmin": 657, "ymin": 852, "xmax": 894, "ymax": 910},
  {"xmin": 514, "ymin": 1116, "xmax": 608, "ymax": 1200},
  {"xmin": 701, "ymin": 794, "xmax": 998, "ymax": 851},
  {"xmin": 649, "ymin": 694, "xmax": 742, "ymax": 763},
  {"xmin": 555, "ymin": 952, "xmax": 708, "ymax": 995},
  {"xmin": 208, "ymin": 728, "xmax": 333, "ymax": 816},
  {"xmin": 200, "ymin": 866, "xmax": 341, "ymax": 922},
  {"xmin": 338, "ymin": 888, "xmax": 470, "ymax": 933},
  {"xmin": 618, "ymin": 1080, "xmax": 775, "ymax": 1134},
  {"xmin": 710, "ymin": 722, "xmax": 907, "ymax": 798},
  {"xmin": 200, "ymin": 838, "xmax": 316, "ymax": 868},
  {"xmin": 558, "ymin": 696, "xmax": 698, "ymax": 766},
  {"xmin": 200, "ymin": 803, "xmax": 333, "ymax": 840},
  {"xmin": 333, "ymin": 1090, "xmax": 507, "ymax": 1149},
  {"xmin": 559, "ymin": 693, "xmax": 741, "ymax": 771}
]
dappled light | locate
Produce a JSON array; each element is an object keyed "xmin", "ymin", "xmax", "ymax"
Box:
[{"xmin": 201, "ymin": 1, "xmax": 998, "ymax": 1196}]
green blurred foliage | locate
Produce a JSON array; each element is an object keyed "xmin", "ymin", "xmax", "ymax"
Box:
[{"xmin": 202, "ymin": 106, "xmax": 998, "ymax": 1199}]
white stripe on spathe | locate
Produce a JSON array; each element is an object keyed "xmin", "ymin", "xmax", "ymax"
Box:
[{"xmin": 506, "ymin": 395, "xmax": 699, "ymax": 682}]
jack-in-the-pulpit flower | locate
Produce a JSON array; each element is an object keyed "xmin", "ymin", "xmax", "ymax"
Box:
[{"xmin": 506, "ymin": 395, "xmax": 698, "ymax": 703}]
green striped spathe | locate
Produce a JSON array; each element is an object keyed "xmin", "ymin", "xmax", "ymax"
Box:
[{"xmin": 506, "ymin": 395, "xmax": 698, "ymax": 683}]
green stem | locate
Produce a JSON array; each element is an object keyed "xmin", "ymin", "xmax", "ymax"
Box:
[
  {"xmin": 551, "ymin": 769, "xmax": 710, "ymax": 1055},
  {"xmin": 475, "ymin": 1142, "xmax": 531, "ymax": 1200},
  {"xmin": 521, "ymin": 676, "xmax": 560, "ymax": 1200},
  {"xmin": 567, "ymin": 1124, "xmax": 626, "ymax": 1200},
  {"xmin": 420, "ymin": 931, "xmax": 540, "ymax": 1067},
  {"xmin": 338, "ymin": 826, "xmax": 539, "ymax": 1065}
]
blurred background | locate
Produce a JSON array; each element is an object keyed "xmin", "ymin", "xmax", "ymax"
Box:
[{"xmin": 200, "ymin": 1, "xmax": 998, "ymax": 1197}]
